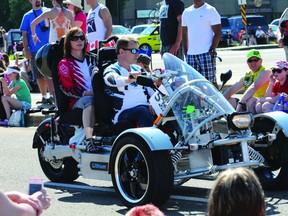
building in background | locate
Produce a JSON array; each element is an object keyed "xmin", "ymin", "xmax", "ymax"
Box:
[{"xmin": 104, "ymin": 0, "xmax": 286, "ymax": 27}]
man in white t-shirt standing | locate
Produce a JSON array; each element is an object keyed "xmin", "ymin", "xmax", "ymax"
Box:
[
  {"xmin": 182, "ymin": 0, "xmax": 221, "ymax": 89},
  {"xmin": 85, "ymin": 0, "xmax": 112, "ymax": 51}
]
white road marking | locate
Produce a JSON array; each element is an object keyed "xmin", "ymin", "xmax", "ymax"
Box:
[{"xmin": 44, "ymin": 182, "xmax": 208, "ymax": 203}]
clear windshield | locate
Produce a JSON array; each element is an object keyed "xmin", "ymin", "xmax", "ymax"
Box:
[
  {"xmin": 162, "ymin": 53, "xmax": 235, "ymax": 139},
  {"xmin": 140, "ymin": 25, "xmax": 157, "ymax": 35}
]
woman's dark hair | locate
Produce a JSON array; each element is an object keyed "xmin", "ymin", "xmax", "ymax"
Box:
[
  {"xmin": 73, "ymin": 6, "xmax": 82, "ymax": 15},
  {"xmin": 63, "ymin": 27, "xmax": 87, "ymax": 58}
]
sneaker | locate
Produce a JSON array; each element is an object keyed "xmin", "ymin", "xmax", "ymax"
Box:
[
  {"xmin": 45, "ymin": 97, "xmax": 54, "ymax": 105},
  {"xmin": 85, "ymin": 138, "xmax": 102, "ymax": 153},
  {"xmin": 0, "ymin": 119, "xmax": 9, "ymax": 126},
  {"xmin": 36, "ymin": 97, "xmax": 48, "ymax": 104}
]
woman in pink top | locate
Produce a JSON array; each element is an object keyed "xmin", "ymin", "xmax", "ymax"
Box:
[
  {"xmin": 31, "ymin": 0, "xmax": 75, "ymax": 44},
  {"xmin": 64, "ymin": 0, "xmax": 87, "ymax": 33}
]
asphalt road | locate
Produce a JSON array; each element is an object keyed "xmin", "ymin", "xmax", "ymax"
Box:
[{"xmin": 1, "ymin": 126, "xmax": 288, "ymax": 215}]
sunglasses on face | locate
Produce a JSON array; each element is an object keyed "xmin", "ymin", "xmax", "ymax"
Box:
[
  {"xmin": 272, "ymin": 68, "xmax": 284, "ymax": 74},
  {"xmin": 247, "ymin": 58, "xmax": 260, "ymax": 63},
  {"xmin": 122, "ymin": 48, "xmax": 139, "ymax": 54},
  {"xmin": 70, "ymin": 35, "xmax": 85, "ymax": 41}
]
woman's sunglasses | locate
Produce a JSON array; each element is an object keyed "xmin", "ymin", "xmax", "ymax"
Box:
[
  {"xmin": 122, "ymin": 48, "xmax": 139, "ymax": 54},
  {"xmin": 247, "ymin": 58, "xmax": 260, "ymax": 63},
  {"xmin": 71, "ymin": 35, "xmax": 85, "ymax": 41},
  {"xmin": 272, "ymin": 68, "xmax": 284, "ymax": 74}
]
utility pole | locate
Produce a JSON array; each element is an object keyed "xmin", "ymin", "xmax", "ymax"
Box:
[{"xmin": 239, "ymin": 0, "xmax": 248, "ymax": 46}]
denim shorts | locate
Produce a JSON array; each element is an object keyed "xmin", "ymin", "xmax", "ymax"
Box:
[
  {"xmin": 72, "ymin": 96, "xmax": 94, "ymax": 109},
  {"xmin": 22, "ymin": 101, "xmax": 31, "ymax": 110}
]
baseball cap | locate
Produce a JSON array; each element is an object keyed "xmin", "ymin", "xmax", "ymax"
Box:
[
  {"xmin": 246, "ymin": 49, "xmax": 261, "ymax": 60},
  {"xmin": 137, "ymin": 54, "xmax": 151, "ymax": 72},
  {"xmin": 4, "ymin": 66, "xmax": 20, "ymax": 75},
  {"xmin": 271, "ymin": 61, "xmax": 288, "ymax": 70},
  {"xmin": 137, "ymin": 54, "xmax": 151, "ymax": 65}
]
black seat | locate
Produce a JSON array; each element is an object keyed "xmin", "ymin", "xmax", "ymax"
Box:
[{"xmin": 92, "ymin": 45, "xmax": 134, "ymax": 136}]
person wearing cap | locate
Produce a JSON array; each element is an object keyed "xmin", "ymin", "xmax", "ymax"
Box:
[
  {"xmin": 136, "ymin": 54, "xmax": 151, "ymax": 72},
  {"xmin": 0, "ymin": 66, "xmax": 31, "ymax": 125},
  {"xmin": 223, "ymin": 49, "xmax": 270, "ymax": 114},
  {"xmin": 64, "ymin": 0, "xmax": 87, "ymax": 33},
  {"xmin": 255, "ymin": 60, "xmax": 288, "ymax": 113}
]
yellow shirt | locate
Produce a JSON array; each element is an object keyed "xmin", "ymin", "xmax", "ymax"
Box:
[{"xmin": 243, "ymin": 65, "xmax": 269, "ymax": 98}]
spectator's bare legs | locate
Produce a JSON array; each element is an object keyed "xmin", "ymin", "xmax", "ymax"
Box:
[
  {"xmin": 246, "ymin": 97, "xmax": 257, "ymax": 114},
  {"xmin": 227, "ymin": 97, "xmax": 237, "ymax": 109},
  {"xmin": 255, "ymin": 101, "xmax": 264, "ymax": 113},
  {"xmin": 46, "ymin": 78, "xmax": 54, "ymax": 98},
  {"xmin": 262, "ymin": 102, "xmax": 274, "ymax": 112},
  {"xmin": 1, "ymin": 96, "xmax": 23, "ymax": 119},
  {"xmin": 37, "ymin": 77, "xmax": 48, "ymax": 98},
  {"xmin": 83, "ymin": 104, "xmax": 95, "ymax": 139}
]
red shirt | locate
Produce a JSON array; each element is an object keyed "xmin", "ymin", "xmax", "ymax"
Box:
[{"xmin": 272, "ymin": 79, "xmax": 288, "ymax": 94}]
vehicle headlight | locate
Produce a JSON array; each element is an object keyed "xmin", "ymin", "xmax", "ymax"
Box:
[{"xmin": 227, "ymin": 112, "xmax": 254, "ymax": 130}]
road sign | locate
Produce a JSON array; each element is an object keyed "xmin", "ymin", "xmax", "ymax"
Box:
[{"xmin": 238, "ymin": 0, "xmax": 247, "ymax": 5}]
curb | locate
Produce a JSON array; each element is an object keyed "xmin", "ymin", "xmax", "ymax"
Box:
[
  {"xmin": 25, "ymin": 112, "xmax": 48, "ymax": 127},
  {"xmin": 217, "ymin": 43, "xmax": 278, "ymax": 52}
]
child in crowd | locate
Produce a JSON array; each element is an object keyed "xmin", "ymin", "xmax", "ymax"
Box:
[
  {"xmin": 255, "ymin": 60, "xmax": 288, "ymax": 113},
  {"xmin": 0, "ymin": 66, "xmax": 31, "ymax": 125},
  {"xmin": 208, "ymin": 167, "xmax": 266, "ymax": 216},
  {"xmin": 136, "ymin": 54, "xmax": 151, "ymax": 72}
]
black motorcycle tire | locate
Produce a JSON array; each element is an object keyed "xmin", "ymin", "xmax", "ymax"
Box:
[
  {"xmin": 37, "ymin": 129, "xmax": 79, "ymax": 183},
  {"xmin": 111, "ymin": 136, "xmax": 174, "ymax": 208},
  {"xmin": 252, "ymin": 119, "xmax": 288, "ymax": 190}
]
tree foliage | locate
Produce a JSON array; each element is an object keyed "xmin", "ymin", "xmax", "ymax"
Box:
[
  {"xmin": 0, "ymin": 0, "xmax": 53, "ymax": 32},
  {"xmin": 8, "ymin": 0, "xmax": 31, "ymax": 30}
]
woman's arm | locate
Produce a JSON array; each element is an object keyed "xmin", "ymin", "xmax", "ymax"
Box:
[
  {"xmin": 30, "ymin": 11, "xmax": 50, "ymax": 44},
  {"xmin": 0, "ymin": 79, "xmax": 20, "ymax": 96}
]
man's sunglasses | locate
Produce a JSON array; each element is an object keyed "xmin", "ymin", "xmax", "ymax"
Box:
[
  {"xmin": 272, "ymin": 68, "xmax": 285, "ymax": 74},
  {"xmin": 71, "ymin": 35, "xmax": 85, "ymax": 41},
  {"xmin": 122, "ymin": 48, "xmax": 139, "ymax": 54},
  {"xmin": 247, "ymin": 58, "xmax": 260, "ymax": 63}
]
